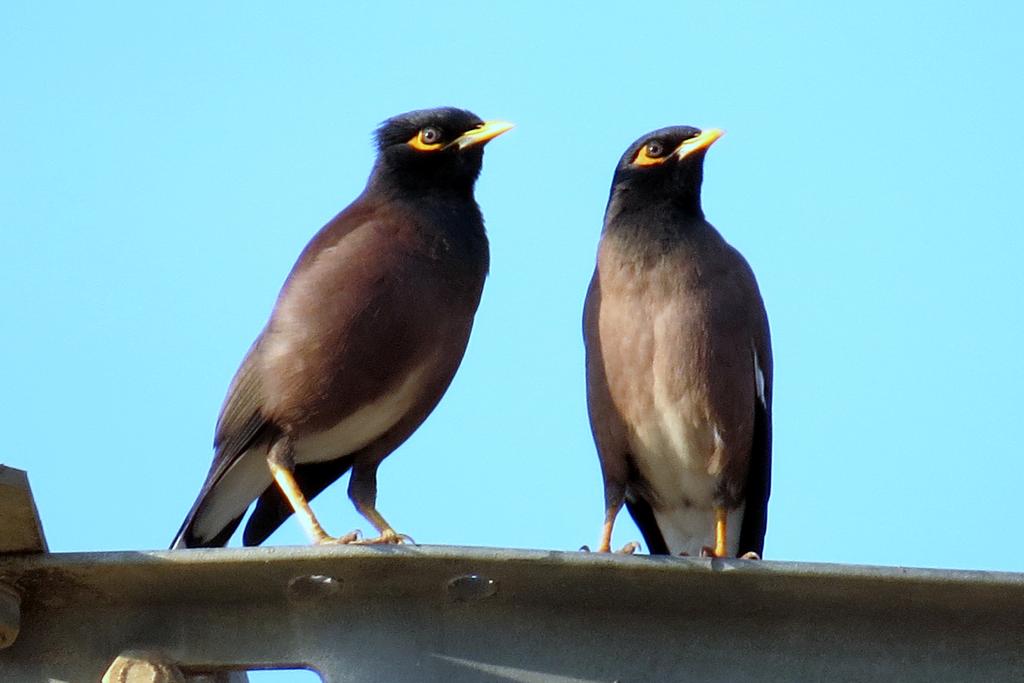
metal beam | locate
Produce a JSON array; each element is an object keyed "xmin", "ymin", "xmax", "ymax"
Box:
[
  {"xmin": 1, "ymin": 543, "xmax": 1023, "ymax": 681},
  {"xmin": 0, "ymin": 467, "xmax": 47, "ymax": 555},
  {"xmin": 1, "ymin": 469, "xmax": 1022, "ymax": 681}
]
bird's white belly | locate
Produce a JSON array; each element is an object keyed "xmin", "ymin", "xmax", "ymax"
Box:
[
  {"xmin": 628, "ymin": 395, "xmax": 744, "ymax": 557},
  {"xmin": 652, "ymin": 504, "xmax": 745, "ymax": 558},
  {"xmin": 628, "ymin": 385, "xmax": 721, "ymax": 507},
  {"xmin": 293, "ymin": 362, "xmax": 431, "ymax": 464}
]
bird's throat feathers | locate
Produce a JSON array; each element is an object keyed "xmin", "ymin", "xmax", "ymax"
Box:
[
  {"xmin": 367, "ymin": 150, "xmax": 483, "ymax": 200},
  {"xmin": 602, "ymin": 191, "xmax": 711, "ymax": 256},
  {"xmin": 352, "ymin": 172, "xmax": 489, "ymax": 272}
]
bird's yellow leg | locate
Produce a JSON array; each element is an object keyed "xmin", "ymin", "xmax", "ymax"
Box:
[
  {"xmin": 714, "ymin": 506, "xmax": 729, "ymax": 558},
  {"xmin": 347, "ymin": 466, "xmax": 412, "ymax": 545},
  {"xmin": 351, "ymin": 504, "xmax": 412, "ymax": 545},
  {"xmin": 268, "ymin": 460, "xmax": 359, "ymax": 545},
  {"xmin": 598, "ymin": 515, "xmax": 615, "ymax": 553},
  {"xmin": 595, "ymin": 503, "xmax": 637, "ymax": 554}
]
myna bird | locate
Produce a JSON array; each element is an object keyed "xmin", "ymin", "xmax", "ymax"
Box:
[
  {"xmin": 583, "ymin": 126, "xmax": 772, "ymax": 558},
  {"xmin": 172, "ymin": 107, "xmax": 512, "ymax": 549}
]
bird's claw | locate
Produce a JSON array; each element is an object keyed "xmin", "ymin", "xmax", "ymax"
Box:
[
  {"xmin": 580, "ymin": 542, "xmax": 638, "ymax": 554},
  {"xmin": 353, "ymin": 529, "xmax": 414, "ymax": 545},
  {"xmin": 697, "ymin": 546, "xmax": 759, "ymax": 559},
  {"xmin": 314, "ymin": 529, "xmax": 362, "ymax": 545}
]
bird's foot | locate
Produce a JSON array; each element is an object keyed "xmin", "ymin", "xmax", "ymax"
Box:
[
  {"xmin": 579, "ymin": 542, "xmax": 639, "ymax": 554},
  {"xmin": 699, "ymin": 546, "xmax": 758, "ymax": 559},
  {"xmin": 353, "ymin": 528, "xmax": 415, "ymax": 545},
  {"xmin": 579, "ymin": 542, "xmax": 610, "ymax": 552},
  {"xmin": 313, "ymin": 529, "xmax": 362, "ymax": 545}
]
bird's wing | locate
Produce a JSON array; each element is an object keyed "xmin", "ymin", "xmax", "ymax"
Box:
[
  {"xmin": 171, "ymin": 202, "xmax": 386, "ymax": 549},
  {"xmin": 212, "ymin": 337, "xmax": 268, "ymax": 467},
  {"xmin": 737, "ymin": 287, "xmax": 773, "ymax": 557},
  {"xmin": 171, "ymin": 339, "xmax": 271, "ymax": 548},
  {"xmin": 584, "ymin": 269, "xmax": 672, "ymax": 553},
  {"xmin": 582, "ymin": 271, "xmax": 633, "ymax": 489}
]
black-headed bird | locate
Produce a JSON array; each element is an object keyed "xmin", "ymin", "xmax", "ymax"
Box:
[
  {"xmin": 584, "ymin": 126, "xmax": 772, "ymax": 558},
  {"xmin": 173, "ymin": 107, "xmax": 512, "ymax": 549}
]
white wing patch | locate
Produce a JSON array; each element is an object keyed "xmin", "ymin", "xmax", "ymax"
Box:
[{"xmin": 753, "ymin": 343, "xmax": 766, "ymax": 406}]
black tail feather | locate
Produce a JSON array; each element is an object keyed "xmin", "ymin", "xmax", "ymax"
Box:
[
  {"xmin": 737, "ymin": 398, "xmax": 772, "ymax": 557},
  {"xmin": 625, "ymin": 495, "xmax": 670, "ymax": 556},
  {"xmin": 171, "ymin": 507, "xmax": 244, "ymax": 549}
]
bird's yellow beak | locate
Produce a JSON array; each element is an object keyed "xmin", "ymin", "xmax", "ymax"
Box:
[
  {"xmin": 450, "ymin": 120, "xmax": 515, "ymax": 149},
  {"xmin": 676, "ymin": 128, "xmax": 724, "ymax": 160}
]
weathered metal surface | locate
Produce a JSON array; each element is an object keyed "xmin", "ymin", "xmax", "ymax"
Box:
[
  {"xmin": 0, "ymin": 583, "xmax": 20, "ymax": 649},
  {"xmin": 0, "ymin": 467, "xmax": 47, "ymax": 555},
  {"xmin": 0, "ymin": 543, "xmax": 1022, "ymax": 682},
  {"xmin": 1, "ymin": 470, "xmax": 1021, "ymax": 681},
  {"xmin": 102, "ymin": 651, "xmax": 186, "ymax": 683}
]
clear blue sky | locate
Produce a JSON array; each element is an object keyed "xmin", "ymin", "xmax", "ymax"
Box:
[{"xmin": 3, "ymin": 0, "xmax": 1023, "ymax": 597}]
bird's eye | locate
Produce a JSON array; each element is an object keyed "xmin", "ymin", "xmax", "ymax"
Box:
[
  {"xmin": 645, "ymin": 140, "xmax": 666, "ymax": 158},
  {"xmin": 407, "ymin": 125, "xmax": 446, "ymax": 151},
  {"xmin": 421, "ymin": 127, "xmax": 443, "ymax": 145},
  {"xmin": 634, "ymin": 139, "xmax": 671, "ymax": 166}
]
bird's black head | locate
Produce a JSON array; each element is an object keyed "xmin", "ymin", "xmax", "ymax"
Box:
[
  {"xmin": 369, "ymin": 107, "xmax": 513, "ymax": 198},
  {"xmin": 607, "ymin": 125, "xmax": 724, "ymax": 221}
]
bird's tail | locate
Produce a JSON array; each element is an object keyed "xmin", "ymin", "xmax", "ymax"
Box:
[
  {"xmin": 171, "ymin": 448, "xmax": 273, "ymax": 549},
  {"xmin": 737, "ymin": 398, "xmax": 772, "ymax": 557},
  {"xmin": 170, "ymin": 507, "xmax": 245, "ymax": 550},
  {"xmin": 625, "ymin": 494, "xmax": 670, "ymax": 555}
]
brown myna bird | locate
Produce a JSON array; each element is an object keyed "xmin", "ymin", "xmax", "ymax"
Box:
[
  {"xmin": 583, "ymin": 126, "xmax": 772, "ymax": 558},
  {"xmin": 172, "ymin": 107, "xmax": 512, "ymax": 548}
]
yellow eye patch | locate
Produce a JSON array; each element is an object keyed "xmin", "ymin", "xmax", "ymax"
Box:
[
  {"xmin": 407, "ymin": 128, "xmax": 444, "ymax": 151},
  {"xmin": 633, "ymin": 141, "xmax": 670, "ymax": 167}
]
